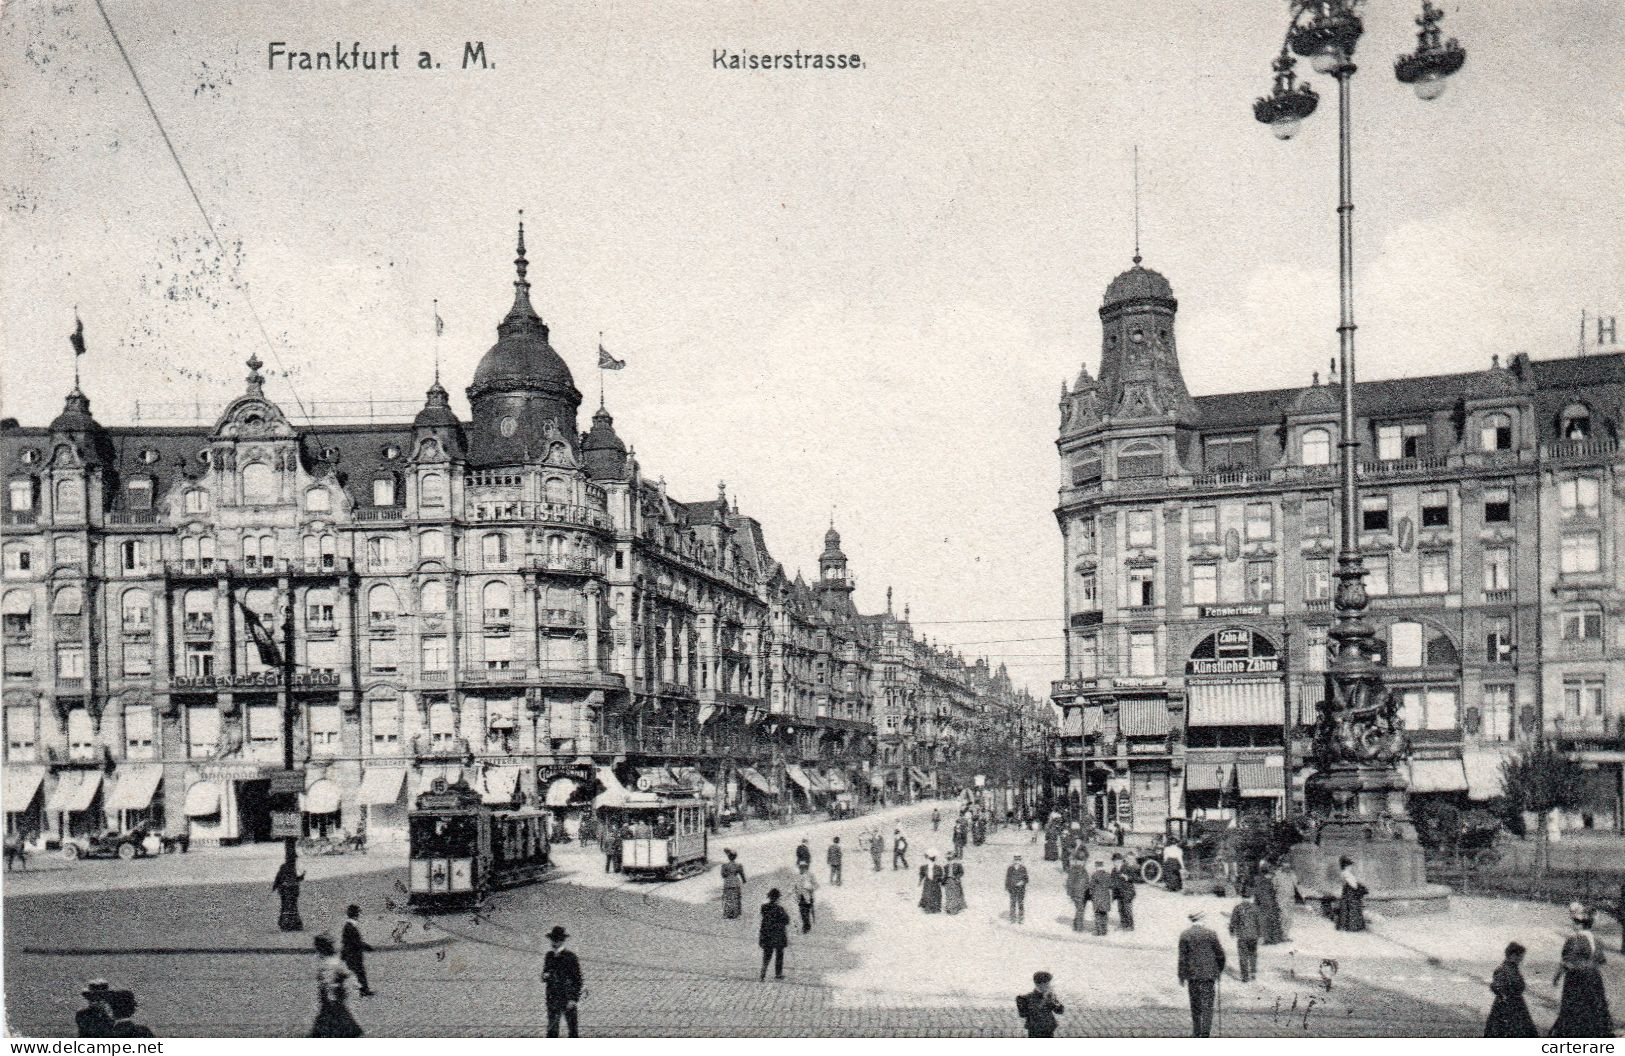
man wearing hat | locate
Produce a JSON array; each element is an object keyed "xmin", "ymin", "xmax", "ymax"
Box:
[
  {"xmin": 1017, "ymin": 970, "xmax": 1065, "ymax": 1037},
  {"xmin": 1177, "ymin": 910, "xmax": 1227, "ymax": 1037},
  {"xmin": 542, "ymin": 925, "xmax": 583, "ymax": 1038},
  {"xmin": 1087, "ymin": 859, "xmax": 1114, "ymax": 936},
  {"xmin": 76, "ymin": 980, "xmax": 114, "ymax": 1038},
  {"xmin": 1005, "ymin": 854, "xmax": 1030, "ymax": 923}
]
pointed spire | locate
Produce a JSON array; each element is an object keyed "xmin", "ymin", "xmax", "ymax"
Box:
[
  {"xmin": 502, "ymin": 209, "xmax": 540, "ymax": 330},
  {"xmin": 1132, "ymin": 144, "xmax": 1143, "ymax": 266}
]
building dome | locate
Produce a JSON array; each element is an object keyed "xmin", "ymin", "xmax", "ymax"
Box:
[
  {"xmin": 1103, "ymin": 260, "xmax": 1175, "ymax": 306},
  {"xmin": 582, "ymin": 404, "xmax": 629, "ymax": 481},
  {"xmin": 466, "ymin": 220, "xmax": 577, "ymax": 401},
  {"xmin": 50, "ymin": 388, "xmax": 100, "ymax": 433}
]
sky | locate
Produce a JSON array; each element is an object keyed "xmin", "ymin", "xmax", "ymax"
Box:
[{"xmin": 1, "ymin": 0, "xmax": 1622, "ymax": 694}]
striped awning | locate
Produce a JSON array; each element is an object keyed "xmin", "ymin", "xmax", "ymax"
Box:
[
  {"xmin": 4, "ymin": 765, "xmax": 46, "ymax": 812},
  {"xmin": 1187, "ymin": 681, "xmax": 1285, "ymax": 727},
  {"xmin": 672, "ymin": 766, "xmax": 717, "ymax": 798},
  {"xmin": 1463, "ymin": 750, "xmax": 1507, "ymax": 800},
  {"xmin": 1405, "ymin": 758, "xmax": 1468, "ymax": 793},
  {"xmin": 1082, "ymin": 708, "xmax": 1104, "ymax": 736},
  {"xmin": 1061, "ymin": 709, "xmax": 1084, "ymax": 737},
  {"xmin": 1184, "ymin": 761, "xmax": 1234, "ymax": 792},
  {"xmin": 785, "ymin": 765, "xmax": 813, "ymax": 792},
  {"xmin": 1237, "ymin": 764, "xmax": 1285, "ymax": 798},
  {"xmin": 1118, "ymin": 700, "xmax": 1171, "ymax": 737}
]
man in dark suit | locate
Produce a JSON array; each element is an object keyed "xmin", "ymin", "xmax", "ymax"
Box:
[
  {"xmin": 1228, "ymin": 895, "xmax": 1261, "ymax": 982},
  {"xmin": 76, "ymin": 980, "xmax": 114, "ymax": 1038},
  {"xmin": 826, "ymin": 837, "xmax": 843, "ymax": 886},
  {"xmin": 795, "ymin": 838, "xmax": 812, "ymax": 870},
  {"xmin": 1017, "ymin": 970, "xmax": 1064, "ymax": 1037},
  {"xmin": 758, "ymin": 889, "xmax": 791, "ymax": 980},
  {"xmin": 1178, "ymin": 910, "xmax": 1227, "ymax": 1037},
  {"xmin": 542, "ymin": 925, "xmax": 583, "ymax": 1037},
  {"xmin": 1111, "ymin": 854, "xmax": 1137, "ymax": 931},
  {"xmin": 340, "ymin": 904, "xmax": 375, "ymax": 996},
  {"xmin": 1005, "ymin": 854, "xmax": 1029, "ymax": 923},
  {"xmin": 1087, "ymin": 861, "xmax": 1114, "ymax": 936}
]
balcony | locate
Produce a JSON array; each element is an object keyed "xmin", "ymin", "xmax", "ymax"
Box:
[
  {"xmin": 540, "ymin": 608, "xmax": 585, "ymax": 629},
  {"xmin": 306, "ymin": 618, "xmax": 337, "ymax": 636},
  {"xmin": 1483, "ymin": 589, "xmax": 1516, "ymax": 606},
  {"xmin": 411, "ymin": 734, "xmax": 470, "ymax": 759},
  {"xmin": 354, "ymin": 508, "xmax": 404, "ymax": 522},
  {"xmin": 1542, "ymin": 438, "xmax": 1619, "ymax": 462},
  {"xmin": 3, "ymin": 511, "xmax": 37, "ymax": 527},
  {"xmin": 463, "ymin": 667, "xmax": 524, "ymax": 684},
  {"xmin": 482, "ymin": 609, "xmax": 512, "ymax": 631},
  {"xmin": 420, "ymin": 670, "xmax": 448, "ymax": 685},
  {"xmin": 107, "ymin": 510, "xmax": 164, "ymax": 527},
  {"xmin": 121, "ymin": 619, "xmax": 152, "ymax": 636},
  {"xmin": 165, "ymin": 559, "xmax": 219, "ymax": 579},
  {"xmin": 55, "ymin": 676, "xmax": 87, "ymax": 694},
  {"xmin": 182, "ymin": 617, "xmax": 215, "ymax": 639},
  {"xmin": 1192, "ymin": 466, "xmax": 1273, "ymax": 488},
  {"xmin": 528, "ymin": 556, "xmax": 598, "ymax": 577},
  {"xmin": 1357, "ymin": 456, "xmax": 1450, "ymax": 479},
  {"xmin": 1547, "ymin": 716, "xmax": 1625, "ymax": 743}
]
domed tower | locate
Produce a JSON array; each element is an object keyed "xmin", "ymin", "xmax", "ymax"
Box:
[
  {"xmin": 581, "ymin": 401, "xmax": 629, "ymax": 482},
  {"xmin": 412, "ymin": 374, "xmax": 466, "ymax": 459},
  {"xmin": 817, "ymin": 522, "xmax": 855, "ymax": 604},
  {"xmin": 465, "ymin": 217, "xmax": 583, "ymax": 468},
  {"xmin": 1096, "ymin": 255, "xmax": 1198, "ymax": 424},
  {"xmin": 49, "ymin": 386, "xmax": 113, "ymax": 468}
]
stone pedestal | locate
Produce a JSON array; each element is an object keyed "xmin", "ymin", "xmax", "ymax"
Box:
[{"xmin": 1293, "ymin": 763, "xmax": 1451, "ymax": 914}]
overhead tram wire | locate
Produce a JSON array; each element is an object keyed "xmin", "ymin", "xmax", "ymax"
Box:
[{"xmin": 93, "ymin": 0, "xmax": 327, "ymax": 440}]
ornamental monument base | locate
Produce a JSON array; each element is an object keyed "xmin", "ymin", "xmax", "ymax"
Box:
[{"xmin": 1290, "ymin": 763, "xmax": 1451, "ymax": 915}]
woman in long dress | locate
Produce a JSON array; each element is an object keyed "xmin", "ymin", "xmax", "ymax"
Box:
[
  {"xmin": 310, "ymin": 934, "xmax": 363, "ymax": 1038},
  {"xmin": 1334, "ymin": 856, "xmax": 1366, "ymax": 932},
  {"xmin": 942, "ymin": 856, "xmax": 967, "ymax": 915},
  {"xmin": 1484, "ymin": 941, "xmax": 1538, "ymax": 1037},
  {"xmin": 1550, "ymin": 904, "xmax": 1613, "ymax": 1037},
  {"xmin": 1254, "ymin": 860, "xmax": 1286, "ymax": 945},
  {"xmin": 720, "ymin": 849, "xmax": 747, "ymax": 919},
  {"xmin": 918, "ymin": 852, "xmax": 944, "ymax": 914}
]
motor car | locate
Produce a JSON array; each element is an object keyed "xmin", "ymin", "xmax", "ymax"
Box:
[{"xmin": 59, "ymin": 828, "xmax": 151, "ymax": 861}]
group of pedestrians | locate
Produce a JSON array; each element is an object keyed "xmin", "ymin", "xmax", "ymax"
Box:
[
  {"xmin": 1482, "ymin": 902, "xmax": 1614, "ymax": 1038},
  {"xmin": 74, "ymin": 980, "xmax": 154, "ymax": 1038},
  {"xmin": 917, "ymin": 850, "xmax": 967, "ymax": 915},
  {"xmin": 1062, "ymin": 853, "xmax": 1136, "ymax": 935}
]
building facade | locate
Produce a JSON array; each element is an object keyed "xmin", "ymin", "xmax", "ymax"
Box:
[
  {"xmin": 1, "ymin": 226, "xmax": 1051, "ymax": 847},
  {"xmin": 1052, "ymin": 258, "xmax": 1625, "ymax": 836}
]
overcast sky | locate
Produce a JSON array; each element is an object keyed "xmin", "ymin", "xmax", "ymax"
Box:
[{"xmin": 2, "ymin": 0, "xmax": 1621, "ymax": 693}]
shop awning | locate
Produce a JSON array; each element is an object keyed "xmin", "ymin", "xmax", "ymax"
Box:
[
  {"xmin": 822, "ymin": 770, "xmax": 849, "ymax": 793},
  {"xmin": 908, "ymin": 767, "xmax": 932, "ymax": 786},
  {"xmin": 1405, "ymin": 758, "xmax": 1468, "ymax": 793},
  {"xmin": 784, "ymin": 765, "xmax": 813, "ymax": 792},
  {"xmin": 302, "ymin": 779, "xmax": 341, "ymax": 815},
  {"xmin": 544, "ymin": 777, "xmax": 579, "ymax": 807},
  {"xmin": 1062, "ymin": 709, "xmax": 1084, "ymax": 737},
  {"xmin": 359, "ymin": 767, "xmax": 408, "ymax": 806},
  {"xmin": 105, "ymin": 766, "xmax": 163, "ymax": 811},
  {"xmin": 183, "ymin": 780, "xmax": 221, "ymax": 817},
  {"xmin": 737, "ymin": 767, "xmax": 776, "ymax": 795},
  {"xmin": 672, "ymin": 766, "xmax": 717, "ymax": 798},
  {"xmin": 4, "ymin": 765, "xmax": 46, "ymax": 812},
  {"xmin": 638, "ymin": 766, "xmax": 679, "ymax": 791},
  {"xmin": 1237, "ymin": 764, "xmax": 1285, "ymax": 798},
  {"xmin": 594, "ymin": 765, "xmax": 630, "ymax": 809},
  {"xmin": 1082, "ymin": 708, "xmax": 1104, "ymax": 737},
  {"xmin": 1463, "ymin": 750, "xmax": 1507, "ymax": 800},
  {"xmin": 1118, "ymin": 700, "xmax": 1171, "ymax": 737},
  {"xmin": 417, "ymin": 765, "xmax": 464, "ymax": 794},
  {"xmin": 1184, "ymin": 761, "xmax": 1234, "ymax": 792},
  {"xmin": 480, "ymin": 767, "xmax": 522, "ymax": 805},
  {"xmin": 47, "ymin": 770, "xmax": 102, "ymax": 814},
  {"xmin": 1187, "ymin": 682, "xmax": 1285, "ymax": 727}
]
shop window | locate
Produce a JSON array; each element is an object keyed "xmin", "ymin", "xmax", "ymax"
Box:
[
  {"xmin": 1421, "ymin": 490, "xmax": 1450, "ymax": 528},
  {"xmin": 1301, "ymin": 428, "xmax": 1331, "ymax": 466}
]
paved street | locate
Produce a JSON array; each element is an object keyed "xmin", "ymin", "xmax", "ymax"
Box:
[{"xmin": 6, "ymin": 800, "xmax": 1621, "ymax": 1037}]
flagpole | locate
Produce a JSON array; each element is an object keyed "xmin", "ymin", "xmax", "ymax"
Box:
[
  {"xmin": 433, "ymin": 299, "xmax": 442, "ymax": 382},
  {"xmin": 598, "ymin": 330, "xmax": 605, "ymax": 407}
]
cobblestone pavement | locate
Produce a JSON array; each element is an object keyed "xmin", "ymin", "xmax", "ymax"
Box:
[{"xmin": 6, "ymin": 801, "xmax": 1618, "ymax": 1037}]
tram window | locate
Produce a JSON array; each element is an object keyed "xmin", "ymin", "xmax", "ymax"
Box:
[{"xmin": 410, "ymin": 815, "xmax": 478, "ymax": 857}]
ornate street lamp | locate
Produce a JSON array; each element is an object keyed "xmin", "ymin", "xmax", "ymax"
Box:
[{"xmin": 1251, "ymin": 0, "xmax": 1465, "ymax": 909}]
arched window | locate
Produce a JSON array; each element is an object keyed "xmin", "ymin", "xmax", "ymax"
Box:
[
  {"xmin": 306, "ymin": 486, "xmax": 331, "ymax": 512},
  {"xmin": 1301, "ymin": 428, "xmax": 1332, "ymax": 466},
  {"xmin": 242, "ymin": 534, "xmax": 260, "ymax": 570},
  {"xmin": 3, "ymin": 589, "xmax": 35, "ymax": 641},
  {"xmin": 546, "ymin": 535, "xmax": 565, "ymax": 560},
  {"xmin": 121, "ymin": 588, "xmax": 151, "ymax": 631},
  {"xmin": 482, "ymin": 533, "xmax": 508, "ymax": 567},
  {"xmin": 53, "ymin": 586, "xmax": 83, "ymax": 615},
  {"xmin": 482, "ymin": 581, "xmax": 512, "ymax": 623},
  {"xmin": 420, "ymin": 580, "xmax": 447, "ymax": 613},
  {"xmin": 419, "ymin": 473, "xmax": 446, "ymax": 508},
  {"xmin": 242, "ymin": 462, "xmax": 275, "ymax": 504},
  {"xmin": 1561, "ymin": 403, "xmax": 1592, "ymax": 441},
  {"xmin": 1480, "ymin": 412, "xmax": 1513, "ymax": 452},
  {"xmin": 54, "ymin": 478, "xmax": 83, "ymax": 516},
  {"xmin": 368, "ymin": 584, "xmax": 400, "ymax": 626},
  {"xmin": 1116, "ymin": 441, "xmax": 1165, "ymax": 479},
  {"xmin": 182, "ymin": 588, "xmax": 211, "ymax": 635},
  {"xmin": 419, "ymin": 530, "xmax": 445, "ymax": 560},
  {"xmin": 543, "ymin": 476, "xmax": 569, "ymax": 503},
  {"xmin": 302, "ymin": 535, "xmax": 318, "ymax": 565}
]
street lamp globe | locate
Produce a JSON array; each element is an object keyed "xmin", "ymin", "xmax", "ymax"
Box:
[
  {"xmin": 1271, "ymin": 116, "xmax": 1305, "ymax": 141},
  {"xmin": 1411, "ymin": 75, "xmax": 1449, "ymax": 101},
  {"xmin": 1309, "ymin": 49, "xmax": 1345, "ymax": 75}
]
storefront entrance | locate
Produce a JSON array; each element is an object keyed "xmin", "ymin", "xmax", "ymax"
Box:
[{"xmin": 236, "ymin": 779, "xmax": 273, "ymax": 842}]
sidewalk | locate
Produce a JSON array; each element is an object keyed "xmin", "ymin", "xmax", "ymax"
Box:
[{"xmin": 1, "ymin": 840, "xmax": 398, "ymax": 898}]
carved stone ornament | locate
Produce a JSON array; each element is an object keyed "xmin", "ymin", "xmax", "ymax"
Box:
[{"xmin": 1313, "ymin": 672, "xmax": 1409, "ymax": 770}]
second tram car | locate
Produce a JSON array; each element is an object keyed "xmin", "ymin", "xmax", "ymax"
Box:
[
  {"xmin": 602, "ymin": 791, "xmax": 709, "ymax": 879},
  {"xmin": 408, "ymin": 778, "xmax": 552, "ymax": 910}
]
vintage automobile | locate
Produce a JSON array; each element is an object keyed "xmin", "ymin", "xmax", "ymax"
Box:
[{"xmin": 59, "ymin": 828, "xmax": 154, "ymax": 861}]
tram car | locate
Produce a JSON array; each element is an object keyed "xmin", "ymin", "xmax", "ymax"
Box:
[
  {"xmin": 602, "ymin": 790, "xmax": 709, "ymax": 880},
  {"xmin": 408, "ymin": 778, "xmax": 552, "ymax": 910}
]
